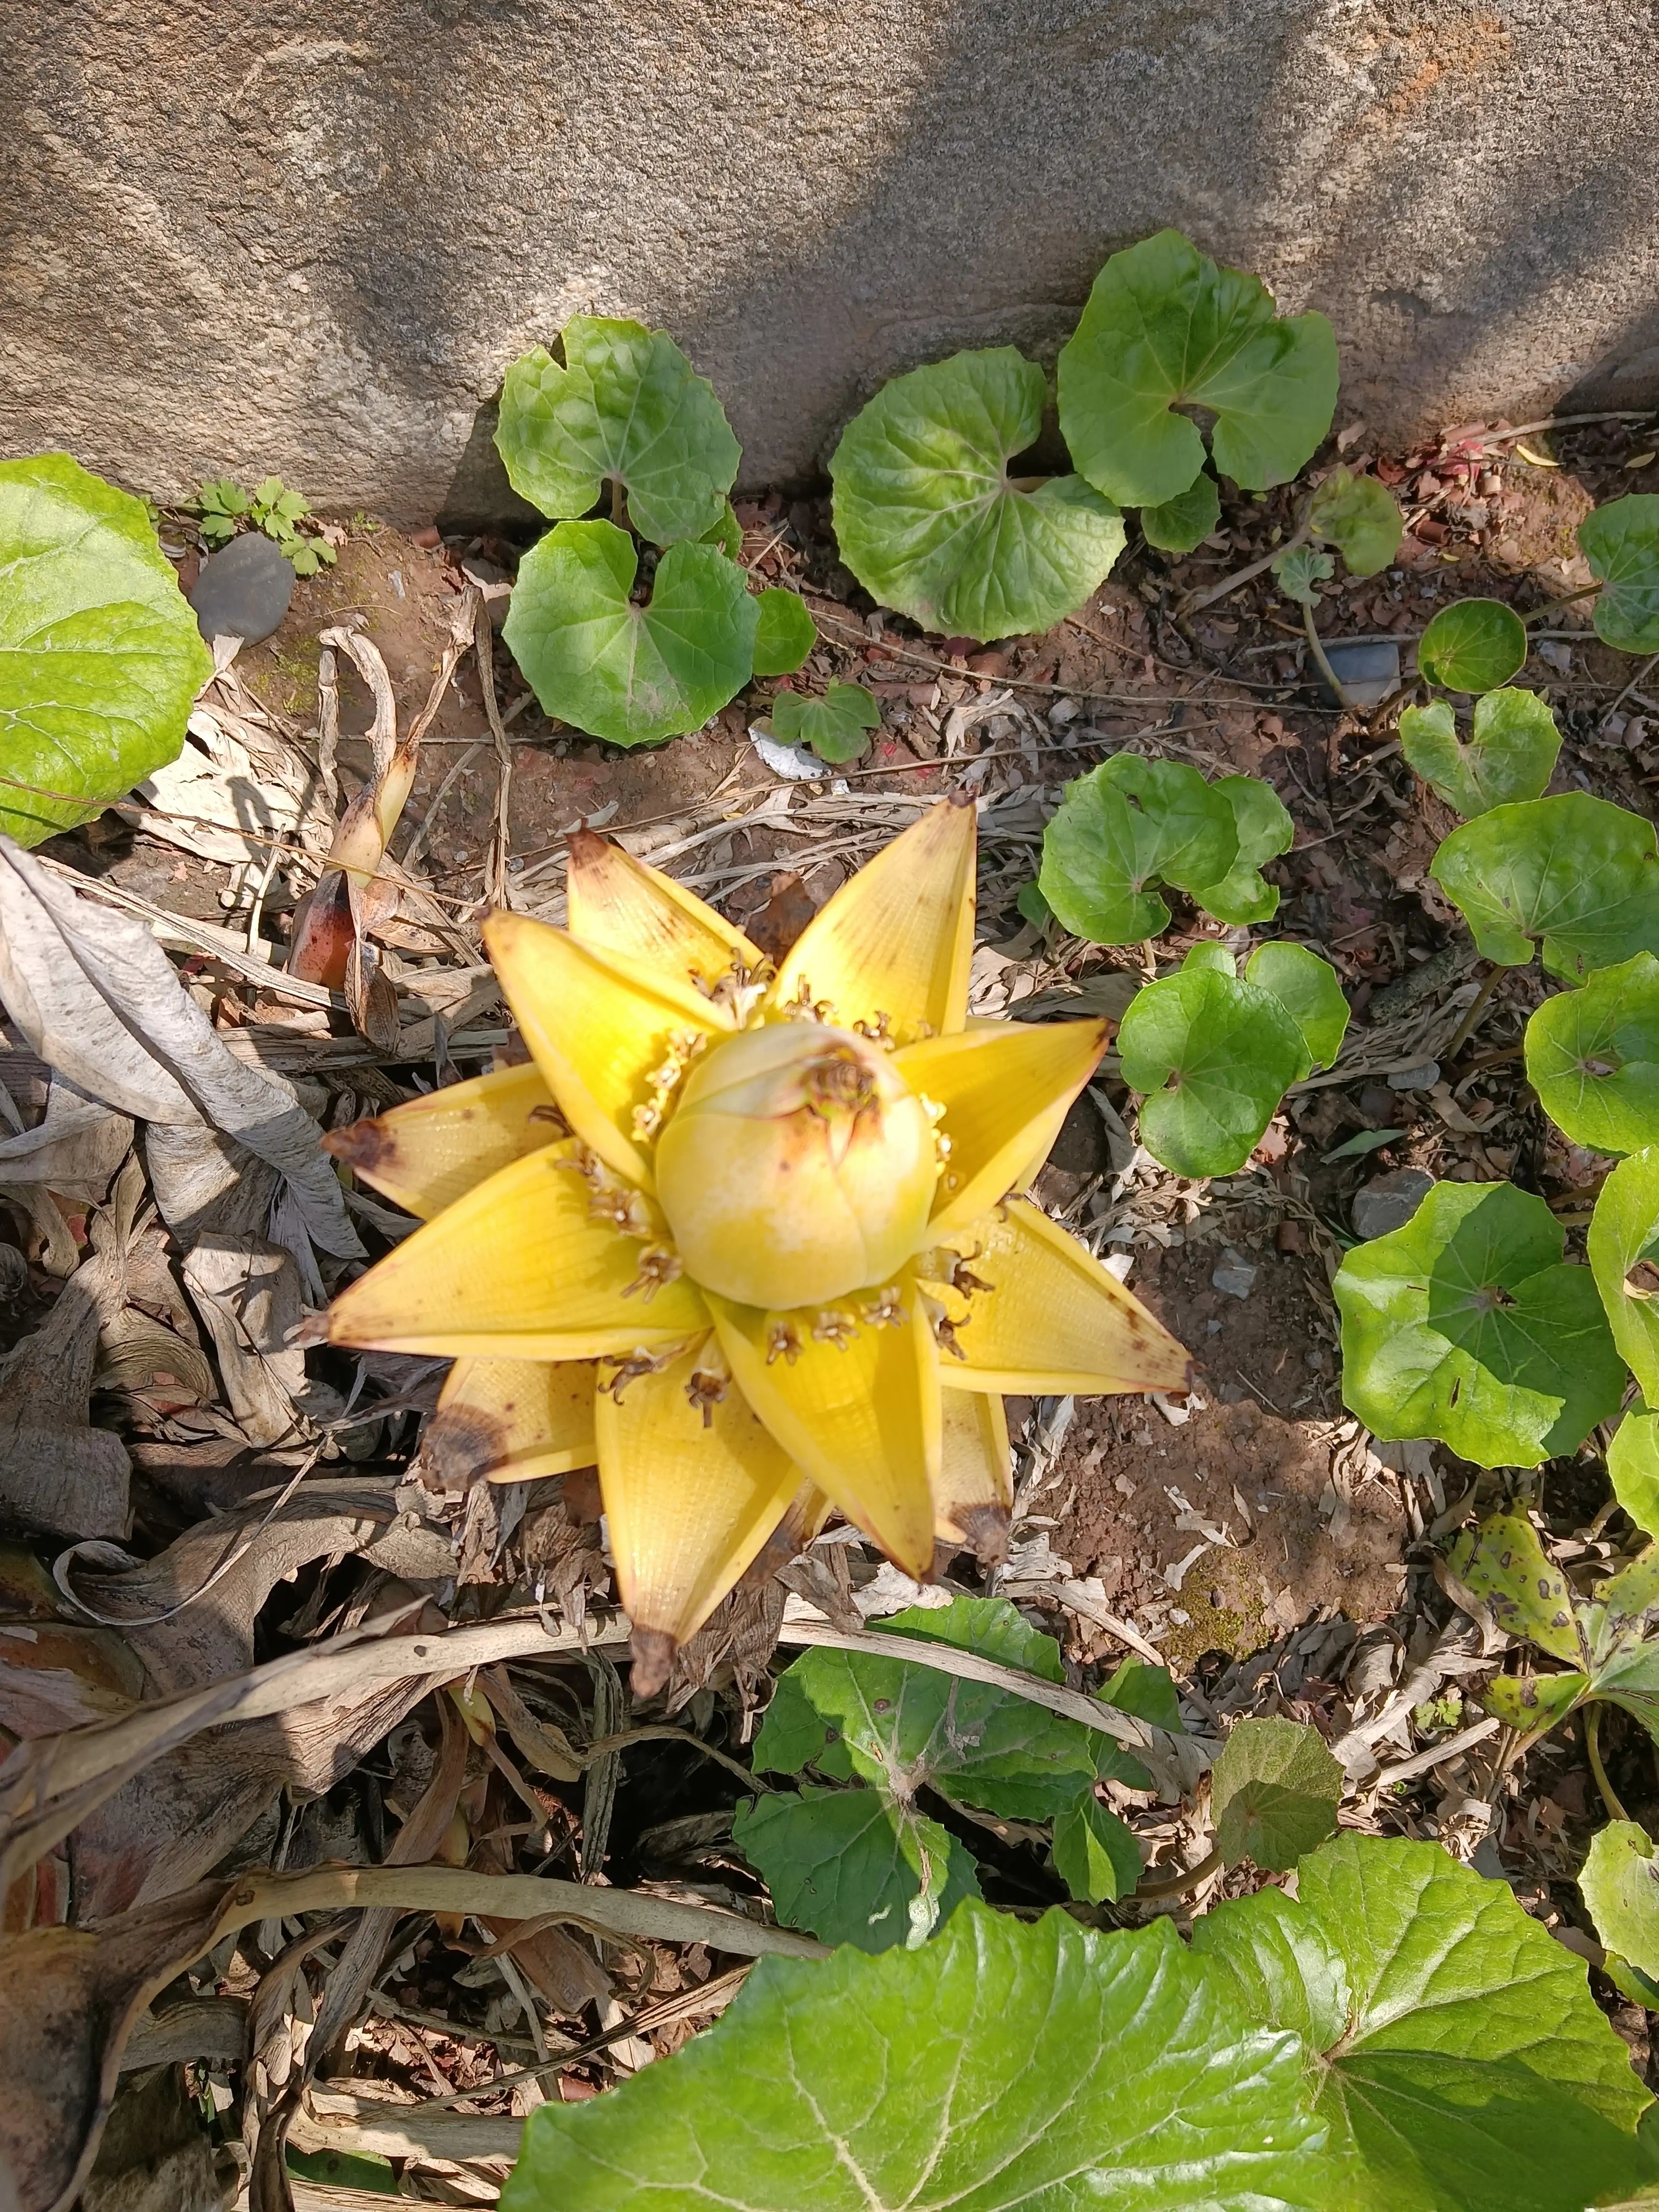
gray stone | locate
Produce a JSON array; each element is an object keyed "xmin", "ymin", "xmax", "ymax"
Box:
[
  {"xmin": 1317, "ymin": 640, "xmax": 1401, "ymax": 710},
  {"xmin": 3, "ymin": 5, "xmax": 1658, "ymax": 523},
  {"xmin": 1387, "ymin": 1059, "xmax": 1441, "ymax": 1091},
  {"xmin": 1212, "ymin": 1251, "xmax": 1258, "ymax": 1299},
  {"xmin": 1351, "ymin": 1166, "xmax": 1435, "ymax": 1243},
  {"xmin": 188, "ymin": 532, "xmax": 295, "ymax": 646}
]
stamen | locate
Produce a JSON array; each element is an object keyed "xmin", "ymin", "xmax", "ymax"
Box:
[
  {"xmin": 623, "ymin": 1246, "xmax": 684, "ymax": 1302},
  {"xmin": 811, "ymin": 1308, "xmax": 859, "ymax": 1350},
  {"xmin": 528, "ymin": 1101, "xmax": 571, "ymax": 1132},
  {"xmin": 600, "ymin": 1345, "xmax": 682, "ymax": 1402},
  {"xmin": 858, "ymin": 1286, "xmax": 908, "ymax": 1329},
  {"xmin": 766, "ymin": 1321, "xmax": 803, "ymax": 1366},
  {"xmin": 684, "ymin": 1363, "xmax": 730, "ymax": 1428},
  {"xmin": 631, "ymin": 1029, "xmax": 708, "ymax": 1142}
]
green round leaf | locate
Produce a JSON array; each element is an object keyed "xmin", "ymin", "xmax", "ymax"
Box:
[
  {"xmin": 0, "ymin": 453, "xmax": 213, "ymax": 846},
  {"xmin": 1580, "ymin": 495, "xmax": 1659, "ymax": 654},
  {"xmin": 503, "ymin": 520, "xmax": 757, "ymax": 748},
  {"xmin": 1245, "ymin": 941, "xmax": 1350, "ymax": 1075},
  {"xmin": 1417, "ymin": 598, "xmax": 1527, "ymax": 694},
  {"xmin": 1400, "ymin": 686, "xmax": 1561, "ymax": 817},
  {"xmin": 733, "ymin": 1785, "xmax": 980, "ymax": 1953},
  {"xmin": 1057, "ymin": 229, "xmax": 1338, "ymax": 508},
  {"xmin": 1307, "ymin": 466, "xmax": 1403, "ymax": 577},
  {"xmin": 1589, "ymin": 1146, "xmax": 1659, "ymax": 1403},
  {"xmin": 1118, "ymin": 965, "xmax": 1306, "ymax": 1177},
  {"xmin": 493, "ymin": 317, "xmax": 740, "ymax": 546},
  {"xmin": 1037, "ymin": 753, "xmax": 1238, "ymax": 946},
  {"xmin": 1187, "ymin": 774, "xmax": 1294, "ymax": 926},
  {"xmin": 1525, "ymin": 952, "xmax": 1659, "ymax": 1154},
  {"xmin": 502, "ymin": 1899, "xmax": 1335, "ymax": 2212},
  {"xmin": 829, "ymin": 349, "xmax": 1125, "ymax": 641},
  {"xmin": 1051, "ymin": 1793, "xmax": 1142, "ymax": 1904},
  {"xmin": 1180, "ymin": 940, "xmax": 1236, "ymax": 976},
  {"xmin": 1608, "ymin": 1401, "xmax": 1659, "ymax": 1541},
  {"xmin": 1582, "ymin": 1820, "xmax": 1659, "ymax": 1983},
  {"xmin": 1210, "ymin": 1717, "xmax": 1342, "ymax": 1871},
  {"xmin": 1429, "ymin": 794, "xmax": 1659, "ymax": 975},
  {"xmin": 1272, "ymin": 544, "xmax": 1334, "ymax": 608},
  {"xmin": 769, "ymin": 682, "xmax": 879, "ymax": 765},
  {"xmin": 1196, "ymin": 1833, "xmax": 1652, "ymax": 2212},
  {"xmin": 1335, "ymin": 1179, "xmax": 1626, "ymax": 1466},
  {"xmin": 1138, "ymin": 471, "xmax": 1220, "ymax": 555},
  {"xmin": 751, "ymin": 588, "xmax": 816, "ymax": 676}
]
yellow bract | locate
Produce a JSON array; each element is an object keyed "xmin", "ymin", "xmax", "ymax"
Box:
[{"xmin": 328, "ymin": 799, "xmax": 1190, "ymax": 1680}]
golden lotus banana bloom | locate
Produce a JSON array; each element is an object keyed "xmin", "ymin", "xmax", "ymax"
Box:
[{"xmin": 325, "ymin": 797, "xmax": 1190, "ymax": 1689}]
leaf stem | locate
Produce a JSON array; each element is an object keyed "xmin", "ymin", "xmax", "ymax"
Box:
[
  {"xmin": 1179, "ymin": 517, "xmax": 1310, "ymax": 617},
  {"xmin": 1302, "ymin": 599, "xmax": 1359, "ymax": 713},
  {"xmin": 1444, "ymin": 964, "xmax": 1503, "ymax": 1060},
  {"xmin": 1521, "ymin": 580, "xmax": 1600, "ymax": 628},
  {"xmin": 609, "ymin": 475, "xmax": 628, "ymax": 529},
  {"xmin": 1587, "ymin": 1703, "xmax": 1632, "ymax": 1825},
  {"xmin": 1134, "ymin": 1845, "xmax": 1223, "ymax": 1897}
]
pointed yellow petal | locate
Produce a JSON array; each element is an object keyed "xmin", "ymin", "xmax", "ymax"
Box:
[
  {"xmin": 896, "ymin": 1019, "xmax": 1109, "ymax": 1232},
  {"xmin": 766, "ymin": 796, "xmax": 976, "ymax": 1042},
  {"xmin": 565, "ymin": 829, "xmax": 763, "ymax": 997},
  {"xmin": 706, "ymin": 1279, "xmax": 940, "ymax": 1577},
  {"xmin": 421, "ymin": 1358, "xmax": 597, "ymax": 1486},
  {"xmin": 596, "ymin": 1336, "xmax": 799, "ymax": 1682},
  {"xmin": 935, "ymin": 1388, "xmax": 1011, "ymax": 1562},
  {"xmin": 323, "ymin": 1062, "xmax": 562, "ymax": 1220},
  {"xmin": 484, "ymin": 912, "xmax": 733, "ymax": 1186},
  {"xmin": 328, "ymin": 1144, "xmax": 708, "ymax": 1358},
  {"xmin": 935, "ymin": 1198, "xmax": 1192, "ymax": 1395}
]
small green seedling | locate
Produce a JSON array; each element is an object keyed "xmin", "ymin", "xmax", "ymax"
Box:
[
  {"xmin": 1273, "ymin": 544, "xmax": 1334, "ymax": 607},
  {"xmin": 195, "ymin": 474, "xmax": 337, "ymax": 576},
  {"xmin": 1036, "ymin": 753, "xmax": 1239, "ymax": 944},
  {"xmin": 1429, "ymin": 793, "xmax": 1659, "ymax": 980},
  {"xmin": 1335, "ymin": 1179, "xmax": 1625, "ymax": 1465},
  {"xmin": 1400, "ymin": 687, "xmax": 1561, "ymax": 817},
  {"xmin": 767, "ymin": 681, "xmax": 879, "ymax": 764},
  {"xmin": 1455, "ymin": 1510, "xmax": 1659, "ymax": 1764},
  {"xmin": 1417, "ymin": 598, "xmax": 1527, "ymax": 694},
  {"xmin": 1579, "ymin": 495, "xmax": 1659, "ymax": 653},
  {"xmin": 1588, "ymin": 1144, "xmax": 1659, "ymax": 1402},
  {"xmin": 1525, "ymin": 953, "xmax": 1659, "ymax": 1154},
  {"xmin": 1304, "ymin": 464, "xmax": 1404, "ymax": 577},
  {"xmin": 1056, "ymin": 229, "xmax": 1339, "ymax": 511},
  {"xmin": 0, "ymin": 453, "xmax": 213, "ymax": 845},
  {"xmin": 504, "ymin": 1834, "xmax": 1651, "ymax": 2212},
  {"xmin": 1208, "ymin": 1716, "xmax": 1342, "ymax": 1871},
  {"xmin": 735, "ymin": 1598, "xmax": 1157, "ymax": 1947},
  {"xmin": 502, "ymin": 519, "xmax": 756, "ymax": 748},
  {"xmin": 1117, "ymin": 941, "xmax": 1348, "ymax": 1177},
  {"xmin": 830, "ymin": 349, "xmax": 1125, "ymax": 641}
]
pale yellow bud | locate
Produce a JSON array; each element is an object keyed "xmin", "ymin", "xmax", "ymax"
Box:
[{"xmin": 654, "ymin": 1022, "xmax": 938, "ymax": 1310}]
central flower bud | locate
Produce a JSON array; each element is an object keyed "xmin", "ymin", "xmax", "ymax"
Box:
[{"xmin": 653, "ymin": 1022, "xmax": 938, "ymax": 1310}]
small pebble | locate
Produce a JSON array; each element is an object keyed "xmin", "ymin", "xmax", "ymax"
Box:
[
  {"xmin": 1387, "ymin": 1061, "xmax": 1440, "ymax": 1091},
  {"xmin": 1211, "ymin": 1252, "xmax": 1258, "ymax": 1299},
  {"xmin": 188, "ymin": 532, "xmax": 295, "ymax": 646},
  {"xmin": 1352, "ymin": 1166, "xmax": 1435, "ymax": 1242},
  {"xmin": 1316, "ymin": 640, "xmax": 1400, "ymax": 710}
]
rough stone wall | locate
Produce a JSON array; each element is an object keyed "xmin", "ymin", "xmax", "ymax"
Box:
[{"xmin": 3, "ymin": 0, "xmax": 1656, "ymax": 522}]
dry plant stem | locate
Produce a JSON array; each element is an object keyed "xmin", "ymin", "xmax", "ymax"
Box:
[
  {"xmin": 1179, "ymin": 518, "xmax": 1310, "ymax": 618},
  {"xmin": 1602, "ymin": 651, "xmax": 1659, "ymax": 733},
  {"xmin": 205, "ymin": 1863, "xmax": 828, "ymax": 1961},
  {"xmin": 1586, "ymin": 1704, "xmax": 1632, "ymax": 1825},
  {"xmin": 1444, "ymin": 965, "xmax": 1503, "ymax": 1061},
  {"xmin": 475, "ymin": 592, "xmax": 515, "ymax": 904},
  {"xmin": 1134, "ymin": 1846, "xmax": 1223, "ymax": 1898}
]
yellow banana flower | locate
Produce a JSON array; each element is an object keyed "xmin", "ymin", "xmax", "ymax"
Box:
[{"xmin": 326, "ymin": 797, "xmax": 1190, "ymax": 1688}]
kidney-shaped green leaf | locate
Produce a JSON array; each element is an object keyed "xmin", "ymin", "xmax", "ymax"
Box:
[
  {"xmin": 1400, "ymin": 687, "xmax": 1561, "ymax": 817},
  {"xmin": 1334, "ymin": 1178, "xmax": 1626, "ymax": 1465},
  {"xmin": 1244, "ymin": 941, "xmax": 1350, "ymax": 1074},
  {"xmin": 830, "ymin": 349, "xmax": 1125, "ymax": 642},
  {"xmin": 1038, "ymin": 754, "xmax": 1238, "ymax": 945},
  {"xmin": 1057, "ymin": 230, "xmax": 1338, "ymax": 508},
  {"xmin": 1117, "ymin": 958, "xmax": 1306, "ymax": 1177},
  {"xmin": 493, "ymin": 318, "xmax": 740, "ymax": 546},
  {"xmin": 733, "ymin": 1784, "xmax": 981, "ymax": 1954},
  {"xmin": 1195, "ymin": 1834, "xmax": 1651, "ymax": 2212},
  {"xmin": 769, "ymin": 682, "xmax": 879, "ymax": 764},
  {"xmin": 1417, "ymin": 598, "xmax": 1528, "ymax": 694},
  {"xmin": 0, "ymin": 453, "xmax": 214, "ymax": 846},
  {"xmin": 751, "ymin": 588, "xmax": 817, "ymax": 676},
  {"xmin": 1210, "ymin": 1717, "xmax": 1342, "ymax": 1872},
  {"xmin": 1429, "ymin": 793, "xmax": 1659, "ymax": 976},
  {"xmin": 1139, "ymin": 470, "xmax": 1221, "ymax": 555},
  {"xmin": 1308, "ymin": 467, "xmax": 1402, "ymax": 577},
  {"xmin": 1589, "ymin": 1145, "xmax": 1659, "ymax": 1402},
  {"xmin": 1187, "ymin": 774, "xmax": 1295, "ymax": 926},
  {"xmin": 503, "ymin": 520, "xmax": 757, "ymax": 748},
  {"xmin": 1582, "ymin": 1819, "xmax": 1659, "ymax": 1985},
  {"xmin": 1581, "ymin": 495, "xmax": 1659, "ymax": 655},
  {"xmin": 1525, "ymin": 951, "xmax": 1659, "ymax": 1154},
  {"xmin": 502, "ymin": 1899, "xmax": 1336, "ymax": 2212}
]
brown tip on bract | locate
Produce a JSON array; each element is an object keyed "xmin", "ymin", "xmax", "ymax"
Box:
[
  {"xmin": 565, "ymin": 827, "xmax": 612, "ymax": 866},
  {"xmin": 947, "ymin": 785, "xmax": 976, "ymax": 809},
  {"xmin": 321, "ymin": 1116, "xmax": 395, "ymax": 1172},
  {"xmin": 628, "ymin": 1628, "xmax": 676, "ymax": 1700},
  {"xmin": 426, "ymin": 1407, "xmax": 512, "ymax": 1489},
  {"xmin": 951, "ymin": 1503, "xmax": 1011, "ymax": 1568}
]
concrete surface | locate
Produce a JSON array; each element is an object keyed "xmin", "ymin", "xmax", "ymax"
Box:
[{"xmin": 3, "ymin": 0, "xmax": 1656, "ymax": 523}]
